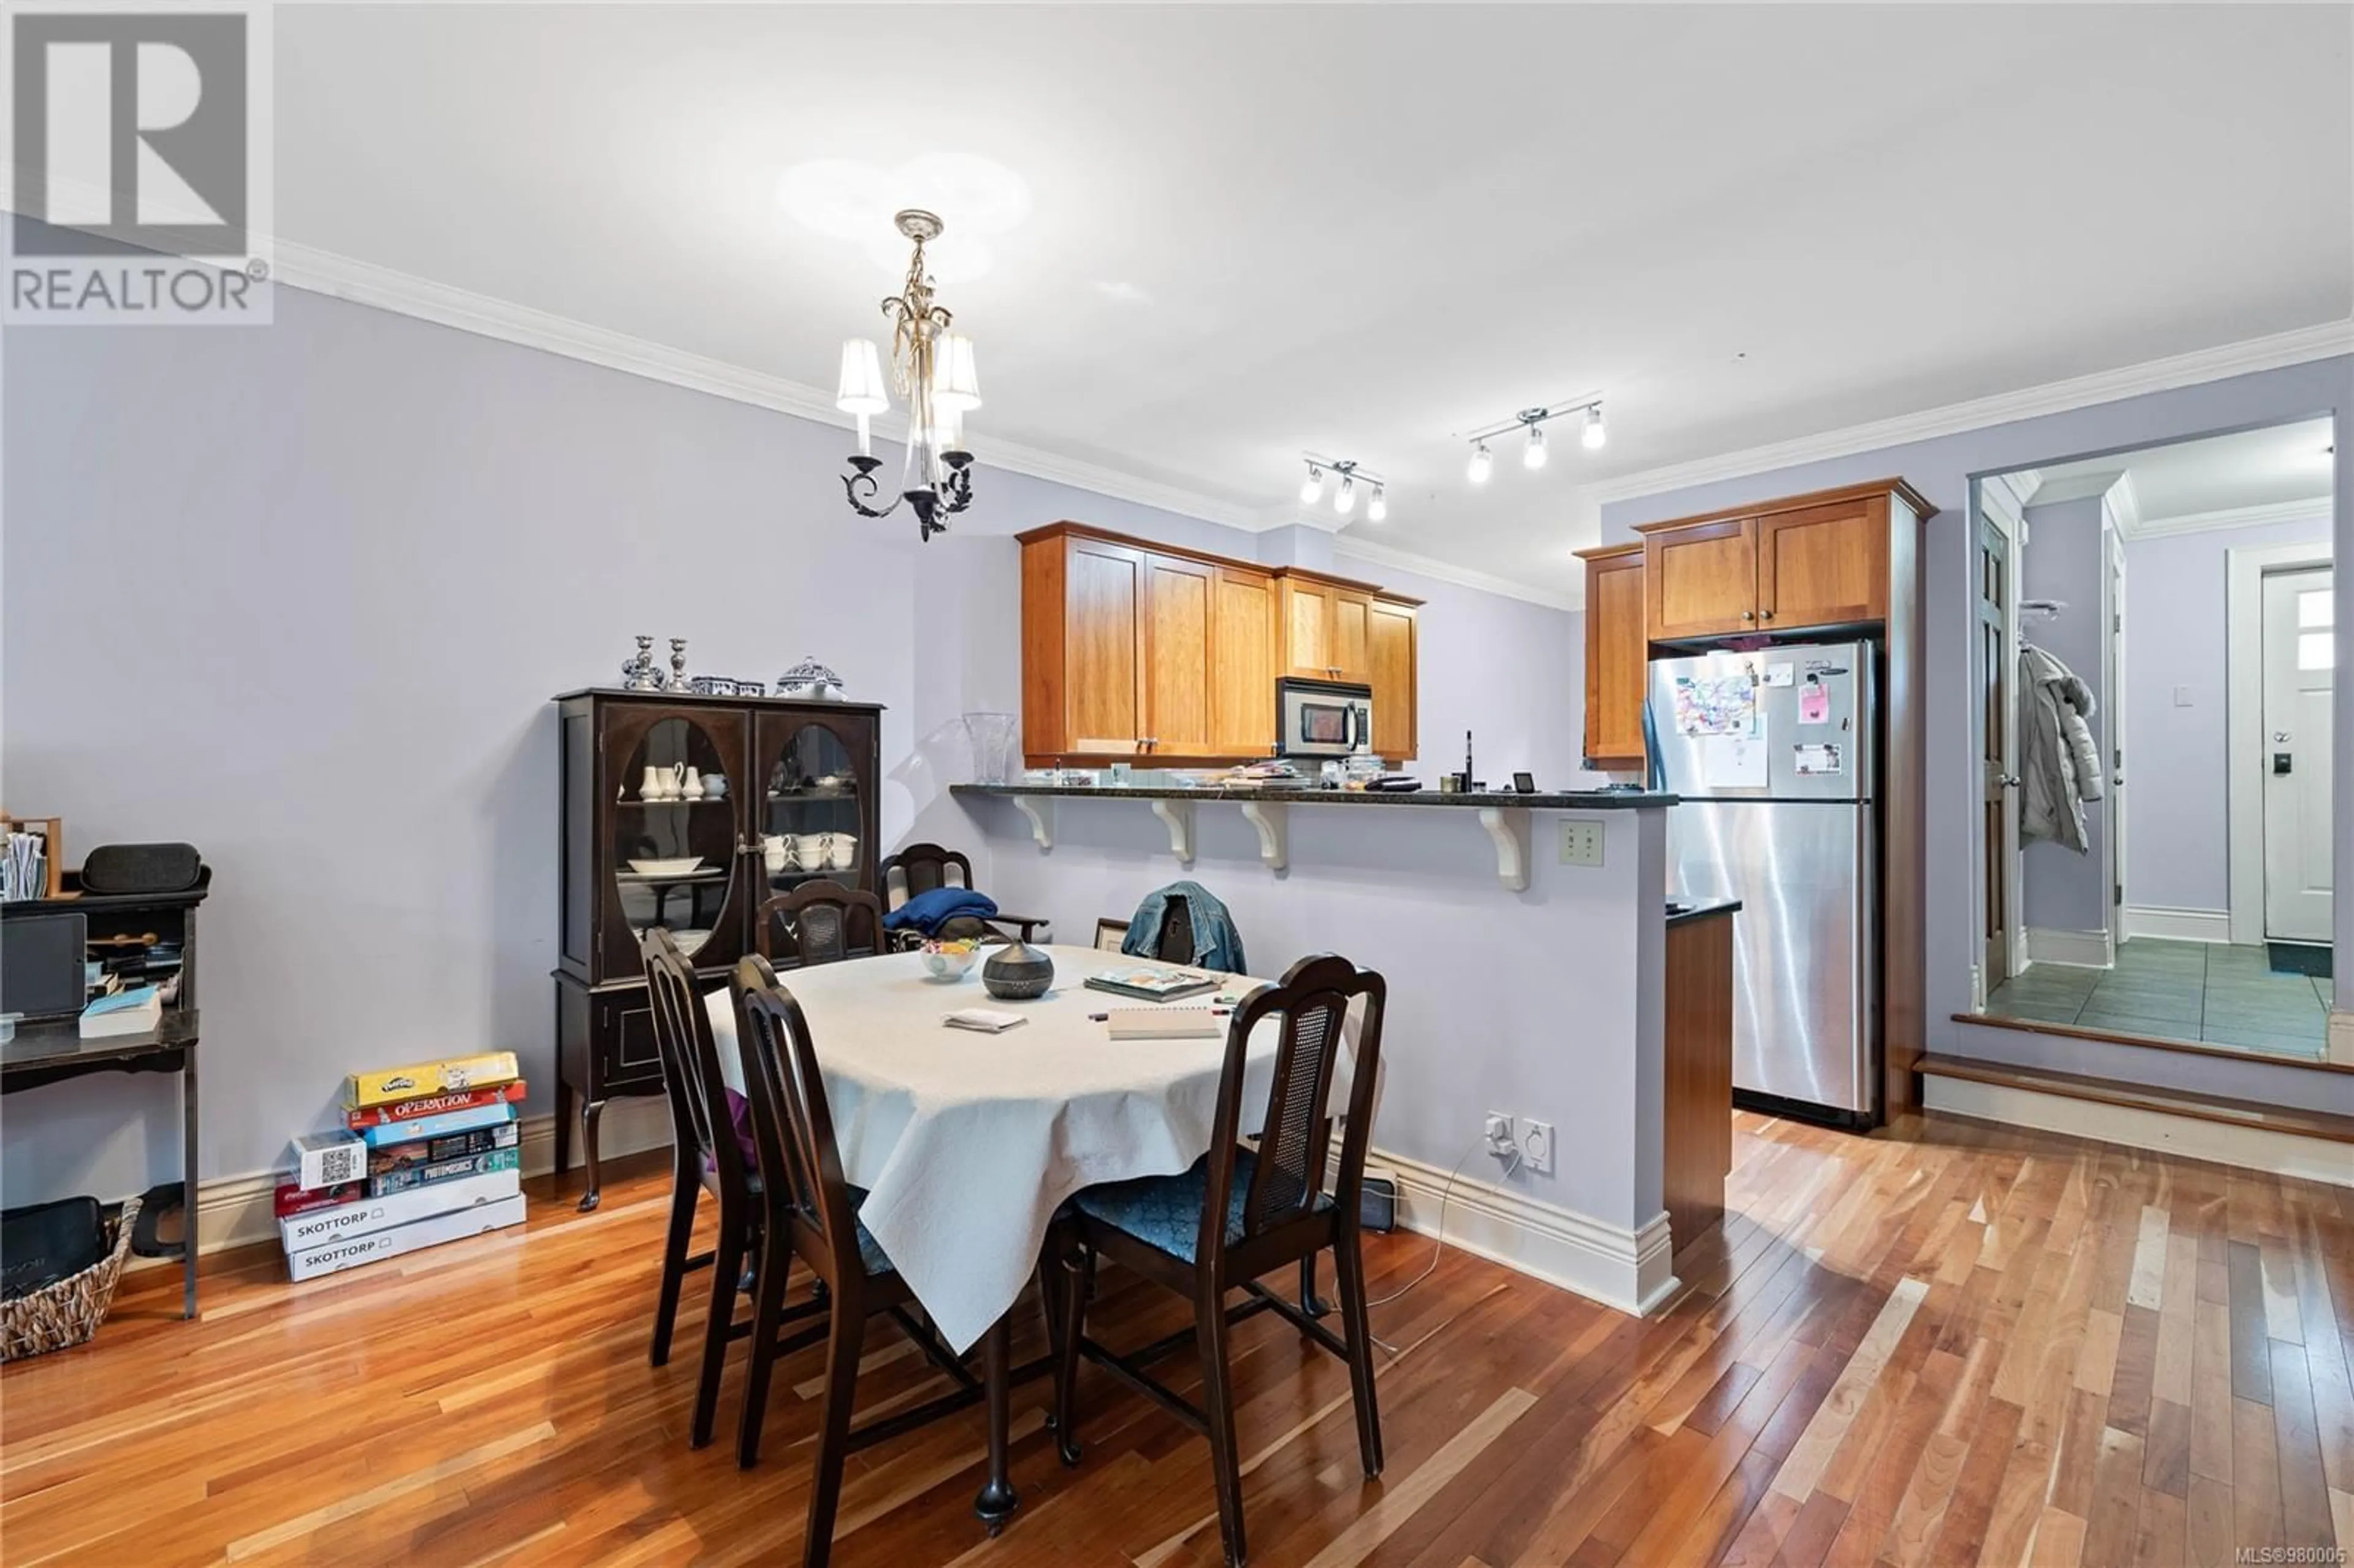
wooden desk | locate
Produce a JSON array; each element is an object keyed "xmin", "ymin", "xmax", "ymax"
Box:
[
  {"xmin": 1, "ymin": 1011, "xmax": 202, "ymax": 1319},
  {"xmin": 1663, "ymin": 902, "xmax": 1739, "ymax": 1252}
]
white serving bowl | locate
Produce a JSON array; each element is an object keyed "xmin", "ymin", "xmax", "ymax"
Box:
[
  {"xmin": 628, "ymin": 857, "xmax": 704, "ymax": 876},
  {"xmin": 919, "ymin": 941, "xmax": 981, "ymax": 981}
]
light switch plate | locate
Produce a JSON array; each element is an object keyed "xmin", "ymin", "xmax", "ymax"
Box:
[
  {"xmin": 1560, "ymin": 819, "xmax": 1606, "ymax": 867},
  {"xmin": 2173, "ymin": 685, "xmax": 2194, "ymax": 707}
]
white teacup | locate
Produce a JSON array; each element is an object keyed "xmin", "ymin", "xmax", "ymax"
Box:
[
  {"xmin": 829, "ymin": 834, "xmax": 859, "ymax": 870},
  {"xmin": 761, "ymin": 834, "xmax": 787, "ymax": 874}
]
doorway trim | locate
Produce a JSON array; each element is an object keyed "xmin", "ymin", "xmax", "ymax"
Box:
[
  {"xmin": 1976, "ymin": 471, "xmax": 2036, "ymax": 999},
  {"xmin": 2227, "ymin": 529, "xmax": 2335, "ymax": 945}
]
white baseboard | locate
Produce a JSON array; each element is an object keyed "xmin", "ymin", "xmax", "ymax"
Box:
[
  {"xmin": 151, "ymin": 1100, "xmax": 677, "ymax": 1265},
  {"xmin": 1369, "ymin": 1146, "xmax": 1678, "ymax": 1318},
  {"xmin": 2024, "ymin": 927, "xmax": 2114, "ymax": 969},
  {"xmin": 2120, "ymin": 907, "xmax": 2234, "ymax": 944},
  {"xmin": 2332, "ymin": 1011, "xmax": 2354, "ymax": 1068},
  {"xmin": 162, "ymin": 1112, "xmax": 1678, "ymax": 1319},
  {"xmin": 1922, "ymin": 1072, "xmax": 2353, "ymax": 1189}
]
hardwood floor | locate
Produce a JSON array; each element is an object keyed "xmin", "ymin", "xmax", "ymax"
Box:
[{"xmin": 5, "ymin": 1111, "xmax": 2350, "ymax": 1566}]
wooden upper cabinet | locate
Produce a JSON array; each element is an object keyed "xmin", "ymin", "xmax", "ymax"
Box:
[
  {"xmin": 1018, "ymin": 523, "xmax": 1420, "ymax": 764},
  {"xmin": 1757, "ymin": 497, "xmax": 1888, "ymax": 628},
  {"xmin": 1644, "ymin": 517, "xmax": 1758, "ymax": 640},
  {"xmin": 1141, "ymin": 553, "xmax": 1215, "ymax": 755},
  {"xmin": 1064, "ymin": 536, "xmax": 1147, "ymax": 753},
  {"xmin": 1281, "ymin": 577, "xmax": 1336, "ymax": 677},
  {"xmin": 1367, "ymin": 596, "xmax": 1419, "ymax": 760},
  {"xmin": 1331, "ymin": 591, "xmax": 1371, "ymax": 682},
  {"xmin": 1210, "ymin": 567, "xmax": 1279, "ymax": 756},
  {"xmin": 1575, "ymin": 544, "xmax": 1648, "ymax": 766}
]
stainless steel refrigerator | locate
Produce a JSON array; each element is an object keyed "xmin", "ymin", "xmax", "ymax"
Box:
[{"xmin": 1648, "ymin": 641, "xmax": 1878, "ymax": 1123}]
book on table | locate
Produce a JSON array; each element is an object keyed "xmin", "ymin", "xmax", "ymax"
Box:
[
  {"xmin": 78, "ymin": 985, "xmax": 162, "ymax": 1039},
  {"xmin": 1083, "ymin": 965, "xmax": 1219, "ymax": 1003}
]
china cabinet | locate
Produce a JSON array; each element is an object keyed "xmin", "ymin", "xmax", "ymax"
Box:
[{"xmin": 552, "ymin": 687, "xmax": 883, "ymax": 1209}]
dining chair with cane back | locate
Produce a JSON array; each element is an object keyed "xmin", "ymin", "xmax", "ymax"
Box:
[
  {"xmin": 638, "ymin": 929, "xmax": 824, "ymax": 1451},
  {"xmin": 1052, "ymin": 953, "xmax": 1387, "ymax": 1568},
  {"xmin": 875, "ymin": 842, "xmax": 1049, "ymax": 950},
  {"xmin": 729, "ymin": 954, "xmax": 1039, "ymax": 1561},
  {"xmin": 756, "ymin": 881, "xmax": 884, "ymax": 969}
]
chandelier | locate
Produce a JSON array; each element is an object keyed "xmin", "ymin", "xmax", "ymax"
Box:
[{"xmin": 834, "ymin": 210, "xmax": 980, "ymax": 542}]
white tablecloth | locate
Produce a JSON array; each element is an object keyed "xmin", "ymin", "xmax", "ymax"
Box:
[{"xmin": 703, "ymin": 945, "xmax": 1340, "ymax": 1353}]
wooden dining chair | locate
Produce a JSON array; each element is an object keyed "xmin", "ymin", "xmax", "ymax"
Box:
[
  {"xmin": 1052, "ymin": 953, "xmax": 1387, "ymax": 1568},
  {"xmin": 640, "ymin": 927, "xmax": 829, "ymax": 1453},
  {"xmin": 876, "ymin": 842, "xmax": 1048, "ymax": 950},
  {"xmin": 729, "ymin": 955, "xmax": 1015, "ymax": 1559},
  {"xmin": 756, "ymin": 881, "xmax": 884, "ymax": 968}
]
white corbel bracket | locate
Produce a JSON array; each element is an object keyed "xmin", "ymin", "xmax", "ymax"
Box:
[
  {"xmin": 1236, "ymin": 800, "xmax": 1289, "ymax": 871},
  {"xmin": 1009, "ymin": 795, "xmax": 1055, "ymax": 850},
  {"xmin": 1151, "ymin": 799, "xmax": 1197, "ymax": 864},
  {"xmin": 1479, "ymin": 807, "xmax": 1531, "ymax": 891}
]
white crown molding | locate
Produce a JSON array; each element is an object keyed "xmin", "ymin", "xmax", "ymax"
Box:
[
  {"xmin": 1590, "ymin": 318, "xmax": 2354, "ymax": 506},
  {"xmin": 2121, "ymin": 495, "xmax": 2333, "ymax": 542},
  {"xmin": 1330, "ymin": 535, "xmax": 1585, "ymax": 614},
  {"xmin": 266, "ymin": 238, "xmax": 1273, "ymax": 533},
  {"xmin": 2101, "ymin": 470, "xmax": 2141, "ymax": 538},
  {"xmin": 1981, "ymin": 468, "xmax": 2042, "ymax": 525},
  {"xmin": 1247, "ymin": 504, "xmax": 1350, "ymax": 536}
]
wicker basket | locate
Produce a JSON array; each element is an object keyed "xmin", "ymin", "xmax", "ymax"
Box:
[{"xmin": 1, "ymin": 1197, "xmax": 140, "ymax": 1361}]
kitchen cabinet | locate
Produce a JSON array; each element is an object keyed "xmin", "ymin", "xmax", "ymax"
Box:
[
  {"xmin": 1636, "ymin": 489, "xmax": 1897, "ymax": 642},
  {"xmin": 1210, "ymin": 566, "xmax": 1279, "ymax": 756},
  {"xmin": 1366, "ymin": 595, "xmax": 1419, "ymax": 760},
  {"xmin": 1142, "ymin": 552, "xmax": 1216, "ymax": 755},
  {"xmin": 1574, "ymin": 542, "xmax": 1647, "ymax": 767},
  {"xmin": 1019, "ymin": 523, "xmax": 1420, "ymax": 766}
]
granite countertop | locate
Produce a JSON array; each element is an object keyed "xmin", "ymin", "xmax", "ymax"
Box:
[
  {"xmin": 951, "ymin": 782, "xmax": 1678, "ymax": 810},
  {"xmin": 1666, "ymin": 897, "xmax": 1743, "ymax": 927}
]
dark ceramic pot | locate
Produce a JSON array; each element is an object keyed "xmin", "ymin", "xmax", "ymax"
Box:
[{"xmin": 981, "ymin": 940, "xmax": 1054, "ymax": 1001}]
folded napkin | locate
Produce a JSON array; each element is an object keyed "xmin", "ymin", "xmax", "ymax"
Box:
[{"xmin": 882, "ymin": 886, "xmax": 1000, "ymax": 935}]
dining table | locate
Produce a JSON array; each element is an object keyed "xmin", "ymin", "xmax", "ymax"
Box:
[{"xmin": 701, "ymin": 942, "xmax": 1352, "ymax": 1529}]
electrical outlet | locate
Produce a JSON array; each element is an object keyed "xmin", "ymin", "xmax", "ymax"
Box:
[
  {"xmin": 1485, "ymin": 1113, "xmax": 1517, "ymax": 1159},
  {"xmin": 1560, "ymin": 818, "xmax": 1606, "ymax": 867},
  {"xmin": 1518, "ymin": 1119, "xmax": 1555, "ymax": 1174},
  {"xmin": 2173, "ymin": 685, "xmax": 2194, "ymax": 708}
]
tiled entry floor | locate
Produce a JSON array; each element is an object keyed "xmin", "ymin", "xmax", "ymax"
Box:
[{"xmin": 1983, "ymin": 937, "xmax": 2334, "ymax": 1058}]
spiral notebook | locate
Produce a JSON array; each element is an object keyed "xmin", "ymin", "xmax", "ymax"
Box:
[{"xmin": 1104, "ymin": 1007, "xmax": 1227, "ymax": 1041}]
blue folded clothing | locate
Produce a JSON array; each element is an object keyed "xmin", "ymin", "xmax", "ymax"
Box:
[{"xmin": 882, "ymin": 886, "xmax": 1001, "ymax": 934}]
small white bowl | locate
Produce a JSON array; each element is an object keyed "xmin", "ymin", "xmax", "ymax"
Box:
[
  {"xmin": 628, "ymin": 857, "xmax": 704, "ymax": 877},
  {"xmin": 919, "ymin": 942, "xmax": 981, "ymax": 981}
]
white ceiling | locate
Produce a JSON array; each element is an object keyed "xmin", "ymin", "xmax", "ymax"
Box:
[
  {"xmin": 2028, "ymin": 417, "xmax": 2336, "ymax": 527},
  {"xmin": 267, "ymin": 5, "xmax": 2353, "ymax": 596}
]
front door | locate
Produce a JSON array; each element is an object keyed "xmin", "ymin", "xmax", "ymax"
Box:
[{"xmin": 2262, "ymin": 566, "xmax": 2335, "ymax": 942}]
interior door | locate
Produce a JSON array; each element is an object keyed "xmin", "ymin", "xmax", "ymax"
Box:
[
  {"xmin": 2105, "ymin": 530, "xmax": 2128, "ymax": 941},
  {"xmin": 1976, "ymin": 509, "xmax": 2018, "ymax": 985},
  {"xmin": 2263, "ymin": 566, "xmax": 2335, "ymax": 942},
  {"xmin": 1758, "ymin": 498, "xmax": 1888, "ymax": 630},
  {"xmin": 1141, "ymin": 552, "xmax": 1215, "ymax": 755},
  {"xmin": 1209, "ymin": 566, "xmax": 1278, "ymax": 756},
  {"xmin": 1646, "ymin": 517, "xmax": 1758, "ymax": 640},
  {"xmin": 1065, "ymin": 538, "xmax": 1146, "ymax": 753}
]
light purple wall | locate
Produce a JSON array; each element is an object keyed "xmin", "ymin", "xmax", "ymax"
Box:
[
  {"xmin": 1601, "ymin": 352, "xmax": 2354, "ymax": 1115},
  {"xmin": 2125, "ymin": 512, "xmax": 2333, "ymax": 914},
  {"xmin": 2020, "ymin": 496, "xmax": 2110, "ymax": 935},
  {"xmin": 0, "ymin": 282, "xmax": 1588, "ymax": 1204}
]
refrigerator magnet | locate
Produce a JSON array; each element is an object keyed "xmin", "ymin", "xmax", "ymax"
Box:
[
  {"xmin": 1761, "ymin": 662, "xmax": 1796, "ymax": 688},
  {"xmin": 1797, "ymin": 679, "xmax": 1831, "ymax": 725},
  {"xmin": 1793, "ymin": 743, "xmax": 1844, "ymax": 776}
]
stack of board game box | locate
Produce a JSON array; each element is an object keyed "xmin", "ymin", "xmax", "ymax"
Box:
[{"xmin": 275, "ymin": 1052, "xmax": 528, "ymax": 1281}]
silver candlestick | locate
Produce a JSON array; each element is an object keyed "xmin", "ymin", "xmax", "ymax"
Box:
[{"xmin": 668, "ymin": 637, "xmax": 691, "ymax": 692}]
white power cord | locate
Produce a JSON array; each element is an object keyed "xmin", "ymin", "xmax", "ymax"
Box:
[{"xmin": 1365, "ymin": 1137, "xmax": 1520, "ymax": 1340}]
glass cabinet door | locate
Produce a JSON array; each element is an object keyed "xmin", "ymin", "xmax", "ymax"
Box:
[
  {"xmin": 756, "ymin": 718, "xmax": 867, "ymax": 897},
  {"xmin": 611, "ymin": 707, "xmax": 746, "ymax": 967}
]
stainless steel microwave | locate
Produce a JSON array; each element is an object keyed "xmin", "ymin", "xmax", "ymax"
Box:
[{"xmin": 1276, "ymin": 677, "xmax": 1374, "ymax": 758}]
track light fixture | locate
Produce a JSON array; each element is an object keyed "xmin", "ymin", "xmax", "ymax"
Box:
[
  {"xmin": 1299, "ymin": 455, "xmax": 1389, "ymax": 521},
  {"xmin": 1458, "ymin": 394, "xmax": 1607, "ymax": 485}
]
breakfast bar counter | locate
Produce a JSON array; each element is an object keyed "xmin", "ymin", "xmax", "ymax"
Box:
[{"xmin": 951, "ymin": 777, "xmax": 1707, "ymax": 1315}]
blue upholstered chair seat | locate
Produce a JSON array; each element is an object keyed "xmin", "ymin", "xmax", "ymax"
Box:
[{"xmin": 1074, "ymin": 1149, "xmax": 1331, "ymax": 1264}]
